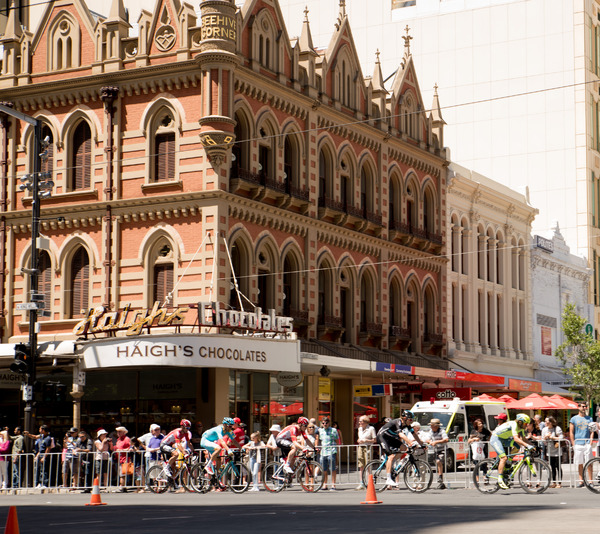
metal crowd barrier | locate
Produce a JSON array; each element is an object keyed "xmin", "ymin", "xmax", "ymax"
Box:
[{"xmin": 0, "ymin": 439, "xmax": 592, "ymax": 493}]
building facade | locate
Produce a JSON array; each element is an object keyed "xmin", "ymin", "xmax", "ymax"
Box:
[
  {"xmin": 0, "ymin": 0, "xmax": 450, "ymax": 436},
  {"xmin": 277, "ymin": 0, "xmax": 600, "ymax": 331}
]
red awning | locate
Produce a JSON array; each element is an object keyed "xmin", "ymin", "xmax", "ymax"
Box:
[
  {"xmin": 547, "ymin": 394, "xmax": 579, "ymax": 410},
  {"xmin": 509, "ymin": 393, "xmax": 562, "ymax": 410}
]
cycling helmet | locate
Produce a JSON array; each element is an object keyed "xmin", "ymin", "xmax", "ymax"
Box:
[
  {"xmin": 515, "ymin": 413, "xmax": 531, "ymax": 425},
  {"xmin": 401, "ymin": 410, "xmax": 415, "ymax": 419},
  {"xmin": 222, "ymin": 417, "xmax": 235, "ymax": 426},
  {"xmin": 180, "ymin": 419, "xmax": 191, "ymax": 429},
  {"xmin": 297, "ymin": 416, "xmax": 309, "ymax": 426}
]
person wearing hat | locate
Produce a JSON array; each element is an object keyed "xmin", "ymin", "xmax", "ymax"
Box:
[
  {"xmin": 114, "ymin": 426, "xmax": 131, "ymax": 492},
  {"xmin": 266, "ymin": 424, "xmax": 282, "ymax": 460},
  {"xmin": 233, "ymin": 417, "xmax": 247, "ymax": 446},
  {"xmin": 61, "ymin": 427, "xmax": 78, "ymax": 490},
  {"xmin": 94, "ymin": 429, "xmax": 112, "ymax": 487},
  {"xmin": 426, "ymin": 419, "xmax": 449, "ymax": 489}
]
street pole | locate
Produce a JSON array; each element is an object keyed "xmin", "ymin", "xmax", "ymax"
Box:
[{"xmin": 0, "ymin": 103, "xmax": 40, "ymax": 434}]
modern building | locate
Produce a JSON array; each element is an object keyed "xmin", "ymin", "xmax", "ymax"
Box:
[
  {"xmin": 277, "ymin": 0, "xmax": 600, "ymax": 329},
  {"xmin": 0, "ymin": 0, "xmax": 453, "ymax": 436}
]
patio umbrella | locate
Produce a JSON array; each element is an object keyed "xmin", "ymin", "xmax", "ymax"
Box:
[
  {"xmin": 473, "ymin": 394, "xmax": 497, "ymax": 401},
  {"xmin": 548, "ymin": 394, "xmax": 579, "ymax": 410},
  {"xmin": 497, "ymin": 394, "xmax": 517, "ymax": 404},
  {"xmin": 509, "ymin": 393, "xmax": 562, "ymax": 410}
]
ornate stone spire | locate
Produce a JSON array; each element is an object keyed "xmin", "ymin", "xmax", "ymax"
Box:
[
  {"xmin": 335, "ymin": 0, "xmax": 347, "ymax": 31},
  {"xmin": 298, "ymin": 6, "xmax": 315, "ymax": 53},
  {"xmin": 371, "ymin": 50, "xmax": 387, "ymax": 94}
]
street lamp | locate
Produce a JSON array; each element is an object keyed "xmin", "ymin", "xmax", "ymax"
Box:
[{"xmin": 0, "ymin": 103, "xmax": 52, "ymax": 433}]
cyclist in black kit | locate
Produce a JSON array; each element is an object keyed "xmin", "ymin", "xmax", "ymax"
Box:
[{"xmin": 376, "ymin": 410, "xmax": 426, "ymax": 487}]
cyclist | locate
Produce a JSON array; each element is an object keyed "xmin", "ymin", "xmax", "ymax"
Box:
[
  {"xmin": 200, "ymin": 417, "xmax": 242, "ymax": 475},
  {"xmin": 159, "ymin": 419, "xmax": 194, "ymax": 478},
  {"xmin": 490, "ymin": 413, "xmax": 535, "ymax": 489},
  {"xmin": 376, "ymin": 410, "xmax": 426, "ymax": 487},
  {"xmin": 275, "ymin": 416, "xmax": 313, "ymax": 474}
]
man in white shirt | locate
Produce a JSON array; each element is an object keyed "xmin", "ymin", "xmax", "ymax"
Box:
[{"xmin": 356, "ymin": 416, "xmax": 376, "ymax": 490}]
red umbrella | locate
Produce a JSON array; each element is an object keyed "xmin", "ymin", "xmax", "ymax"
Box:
[
  {"xmin": 548, "ymin": 394, "xmax": 579, "ymax": 410},
  {"xmin": 509, "ymin": 393, "xmax": 561, "ymax": 410},
  {"xmin": 497, "ymin": 394, "xmax": 517, "ymax": 403},
  {"xmin": 473, "ymin": 394, "xmax": 497, "ymax": 401}
]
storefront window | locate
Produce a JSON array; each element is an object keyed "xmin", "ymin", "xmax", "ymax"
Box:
[{"xmin": 269, "ymin": 375, "xmax": 303, "ymax": 429}]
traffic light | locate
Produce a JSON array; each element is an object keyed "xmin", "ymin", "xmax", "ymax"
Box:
[{"xmin": 10, "ymin": 343, "xmax": 31, "ymax": 375}]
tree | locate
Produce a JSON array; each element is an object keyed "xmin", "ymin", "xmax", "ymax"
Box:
[{"xmin": 555, "ymin": 302, "xmax": 600, "ymax": 404}]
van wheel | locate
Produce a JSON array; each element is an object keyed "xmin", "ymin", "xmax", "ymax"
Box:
[{"xmin": 445, "ymin": 450, "xmax": 455, "ymax": 473}]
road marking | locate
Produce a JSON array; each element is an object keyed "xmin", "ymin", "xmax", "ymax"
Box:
[
  {"xmin": 49, "ymin": 521, "xmax": 105, "ymax": 526},
  {"xmin": 232, "ymin": 512, "xmax": 276, "ymax": 517},
  {"xmin": 142, "ymin": 516, "xmax": 193, "ymax": 521}
]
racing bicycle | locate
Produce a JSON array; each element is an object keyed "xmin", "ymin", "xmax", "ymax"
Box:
[
  {"xmin": 145, "ymin": 453, "xmax": 201, "ymax": 494},
  {"xmin": 582, "ymin": 455, "xmax": 600, "ymax": 493},
  {"xmin": 263, "ymin": 450, "xmax": 324, "ymax": 492},
  {"xmin": 361, "ymin": 444, "xmax": 433, "ymax": 493},
  {"xmin": 192, "ymin": 449, "xmax": 251, "ymax": 493},
  {"xmin": 472, "ymin": 446, "xmax": 551, "ymax": 494}
]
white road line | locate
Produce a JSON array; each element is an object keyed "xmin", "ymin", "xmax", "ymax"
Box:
[
  {"xmin": 49, "ymin": 521, "xmax": 105, "ymax": 526},
  {"xmin": 142, "ymin": 516, "xmax": 193, "ymax": 521},
  {"xmin": 231, "ymin": 512, "xmax": 277, "ymax": 517}
]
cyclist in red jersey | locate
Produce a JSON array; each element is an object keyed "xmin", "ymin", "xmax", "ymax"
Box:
[
  {"xmin": 275, "ymin": 417, "xmax": 312, "ymax": 473},
  {"xmin": 159, "ymin": 419, "xmax": 194, "ymax": 477}
]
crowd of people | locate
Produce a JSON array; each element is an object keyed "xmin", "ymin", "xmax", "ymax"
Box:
[{"xmin": 0, "ymin": 404, "xmax": 598, "ymax": 493}]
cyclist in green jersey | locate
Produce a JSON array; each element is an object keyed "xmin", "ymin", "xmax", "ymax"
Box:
[{"xmin": 490, "ymin": 413, "xmax": 535, "ymax": 489}]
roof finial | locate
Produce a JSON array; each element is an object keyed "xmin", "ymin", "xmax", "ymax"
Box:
[
  {"xmin": 304, "ymin": 5, "xmax": 309, "ymax": 22},
  {"xmin": 376, "ymin": 49, "xmax": 381, "ymax": 63},
  {"xmin": 434, "ymin": 83, "xmax": 438, "ymax": 95},
  {"xmin": 403, "ymin": 25, "xmax": 413, "ymax": 52},
  {"xmin": 340, "ymin": 0, "xmax": 346, "ymax": 18}
]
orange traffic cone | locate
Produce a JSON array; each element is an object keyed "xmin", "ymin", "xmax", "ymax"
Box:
[
  {"xmin": 85, "ymin": 478, "xmax": 107, "ymax": 506},
  {"xmin": 4, "ymin": 506, "xmax": 19, "ymax": 534},
  {"xmin": 360, "ymin": 474, "xmax": 382, "ymax": 504}
]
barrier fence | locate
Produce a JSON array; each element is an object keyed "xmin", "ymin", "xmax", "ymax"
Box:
[{"xmin": 0, "ymin": 439, "xmax": 594, "ymax": 493}]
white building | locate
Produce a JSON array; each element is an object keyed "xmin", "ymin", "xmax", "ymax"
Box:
[{"xmin": 531, "ymin": 226, "xmax": 592, "ymax": 389}]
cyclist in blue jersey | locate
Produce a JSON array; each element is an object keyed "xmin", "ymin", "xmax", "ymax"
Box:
[
  {"xmin": 490, "ymin": 413, "xmax": 534, "ymax": 489},
  {"xmin": 200, "ymin": 417, "xmax": 242, "ymax": 475}
]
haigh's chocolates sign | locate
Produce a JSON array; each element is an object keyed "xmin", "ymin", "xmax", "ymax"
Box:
[{"xmin": 73, "ymin": 301, "xmax": 294, "ymax": 337}]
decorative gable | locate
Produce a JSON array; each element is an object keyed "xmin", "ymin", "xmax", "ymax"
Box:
[{"xmin": 147, "ymin": 0, "xmax": 182, "ymax": 56}]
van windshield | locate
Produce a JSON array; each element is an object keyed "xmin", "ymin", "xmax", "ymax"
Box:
[{"xmin": 412, "ymin": 412, "xmax": 452, "ymax": 431}]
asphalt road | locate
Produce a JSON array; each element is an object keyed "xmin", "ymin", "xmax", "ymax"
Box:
[{"xmin": 1, "ymin": 486, "xmax": 598, "ymax": 534}]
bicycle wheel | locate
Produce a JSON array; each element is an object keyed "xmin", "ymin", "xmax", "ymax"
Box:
[
  {"xmin": 472, "ymin": 459, "xmax": 500, "ymax": 494},
  {"xmin": 263, "ymin": 461, "xmax": 287, "ymax": 493},
  {"xmin": 583, "ymin": 457, "xmax": 600, "ymax": 493},
  {"xmin": 403, "ymin": 459, "xmax": 433, "ymax": 493},
  {"xmin": 297, "ymin": 460, "xmax": 324, "ymax": 492},
  {"xmin": 362, "ymin": 460, "xmax": 388, "ymax": 491},
  {"xmin": 518, "ymin": 458, "xmax": 551, "ymax": 494},
  {"xmin": 178, "ymin": 464, "xmax": 197, "ymax": 493},
  {"xmin": 189, "ymin": 463, "xmax": 210, "ymax": 493},
  {"xmin": 145, "ymin": 465, "xmax": 170, "ymax": 494},
  {"xmin": 224, "ymin": 461, "xmax": 250, "ymax": 493}
]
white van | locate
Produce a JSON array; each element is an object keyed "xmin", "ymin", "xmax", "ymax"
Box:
[{"xmin": 410, "ymin": 398, "xmax": 508, "ymax": 471}]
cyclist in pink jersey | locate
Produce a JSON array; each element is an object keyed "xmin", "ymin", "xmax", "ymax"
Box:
[
  {"xmin": 275, "ymin": 417, "xmax": 312, "ymax": 473},
  {"xmin": 159, "ymin": 419, "xmax": 194, "ymax": 477}
]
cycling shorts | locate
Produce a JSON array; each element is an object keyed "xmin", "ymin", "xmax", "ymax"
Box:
[
  {"xmin": 490, "ymin": 434, "xmax": 511, "ymax": 457},
  {"xmin": 376, "ymin": 433, "xmax": 404, "ymax": 455},
  {"xmin": 276, "ymin": 439, "xmax": 293, "ymax": 459},
  {"xmin": 200, "ymin": 437, "xmax": 221, "ymax": 454}
]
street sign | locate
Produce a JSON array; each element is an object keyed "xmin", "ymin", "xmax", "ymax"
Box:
[
  {"xmin": 585, "ymin": 323, "xmax": 594, "ymax": 335},
  {"xmin": 22, "ymin": 385, "xmax": 32, "ymax": 401},
  {"xmin": 16, "ymin": 302, "xmax": 44, "ymax": 310}
]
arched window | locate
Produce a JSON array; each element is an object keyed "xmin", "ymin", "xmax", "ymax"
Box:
[
  {"xmin": 360, "ymin": 165, "xmax": 374, "ymax": 218},
  {"xmin": 232, "ymin": 110, "xmax": 251, "ymax": 177},
  {"xmin": 406, "ymin": 179, "xmax": 417, "ymax": 229},
  {"xmin": 229, "ymin": 239, "xmax": 251, "ymax": 311},
  {"xmin": 359, "ymin": 273, "xmax": 374, "ymax": 332},
  {"xmin": 38, "ymin": 250, "xmax": 52, "ymax": 320},
  {"xmin": 257, "ymin": 121, "xmax": 276, "ymax": 181},
  {"xmin": 48, "ymin": 13, "xmax": 80, "ymax": 71},
  {"xmin": 69, "ymin": 247, "xmax": 89, "ymax": 318},
  {"xmin": 151, "ymin": 111, "xmax": 176, "ymax": 183},
  {"xmin": 423, "ymin": 187, "xmax": 436, "ymax": 234},
  {"xmin": 389, "ymin": 174, "xmax": 402, "ymax": 228},
  {"xmin": 40, "ymin": 123, "xmax": 54, "ymax": 177},
  {"xmin": 282, "ymin": 253, "xmax": 300, "ymax": 316},
  {"xmin": 283, "ymin": 135, "xmax": 299, "ymax": 192},
  {"xmin": 151, "ymin": 240, "xmax": 174, "ymax": 305},
  {"xmin": 318, "ymin": 261, "xmax": 333, "ymax": 322},
  {"xmin": 390, "ymin": 277, "xmax": 402, "ymax": 327},
  {"xmin": 423, "ymin": 285, "xmax": 436, "ymax": 335},
  {"xmin": 71, "ymin": 121, "xmax": 91, "ymax": 190},
  {"xmin": 255, "ymin": 11, "xmax": 276, "ymax": 71},
  {"xmin": 318, "ymin": 146, "xmax": 333, "ymax": 203},
  {"xmin": 340, "ymin": 156, "xmax": 353, "ymax": 211},
  {"xmin": 256, "ymin": 246, "xmax": 276, "ymax": 311}
]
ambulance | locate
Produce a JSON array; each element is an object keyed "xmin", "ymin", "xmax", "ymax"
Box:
[{"xmin": 410, "ymin": 397, "xmax": 508, "ymax": 471}]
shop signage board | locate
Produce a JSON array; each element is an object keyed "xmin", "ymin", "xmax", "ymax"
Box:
[
  {"xmin": 318, "ymin": 377, "xmax": 331, "ymax": 402},
  {"xmin": 508, "ymin": 378, "xmax": 542, "ymax": 393},
  {"xmin": 0, "ymin": 372, "xmax": 24, "ymax": 389},
  {"xmin": 276, "ymin": 372, "xmax": 303, "ymax": 387},
  {"xmin": 421, "ymin": 387, "xmax": 472, "ymax": 401},
  {"xmin": 82, "ymin": 334, "xmax": 301, "ymax": 373},
  {"xmin": 373, "ymin": 362, "xmax": 413, "ymax": 374},
  {"xmin": 353, "ymin": 384, "xmax": 393, "ymax": 397}
]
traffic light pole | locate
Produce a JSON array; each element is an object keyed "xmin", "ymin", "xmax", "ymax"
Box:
[
  {"xmin": 0, "ymin": 104, "xmax": 40, "ymax": 434},
  {"xmin": 24, "ymin": 121, "xmax": 41, "ymax": 434}
]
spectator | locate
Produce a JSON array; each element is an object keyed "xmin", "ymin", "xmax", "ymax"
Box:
[
  {"xmin": 243, "ymin": 431, "xmax": 265, "ymax": 491},
  {"xmin": 304, "ymin": 422, "xmax": 317, "ymax": 448},
  {"xmin": 10, "ymin": 427, "xmax": 24, "ymax": 490},
  {"xmin": 128, "ymin": 436, "xmax": 144, "ymax": 492},
  {"xmin": 114, "ymin": 426, "xmax": 131, "ymax": 492},
  {"xmin": 534, "ymin": 414, "xmax": 545, "ymax": 431},
  {"xmin": 356, "ymin": 416, "xmax": 376, "ymax": 490},
  {"xmin": 190, "ymin": 421, "xmax": 204, "ymax": 450},
  {"xmin": 266, "ymin": 424, "xmax": 281, "ymax": 460},
  {"xmin": 570, "ymin": 402, "xmax": 593, "ymax": 487},
  {"xmin": 138, "ymin": 424, "xmax": 160, "ymax": 479},
  {"xmin": 0, "ymin": 430, "xmax": 10, "ymax": 490},
  {"xmin": 316, "ymin": 417, "xmax": 340, "ymax": 491},
  {"xmin": 146, "ymin": 425, "xmax": 164, "ymax": 468},
  {"xmin": 233, "ymin": 418, "xmax": 247, "ymax": 446},
  {"xmin": 61, "ymin": 428, "xmax": 78, "ymax": 490},
  {"xmin": 427, "ymin": 418, "xmax": 449, "ymax": 490},
  {"xmin": 25, "ymin": 425, "xmax": 52, "ymax": 489},
  {"xmin": 542, "ymin": 416, "xmax": 563, "ymax": 488},
  {"xmin": 73, "ymin": 430, "xmax": 93, "ymax": 492},
  {"xmin": 332, "ymin": 421, "xmax": 343, "ymax": 445},
  {"xmin": 468, "ymin": 418, "xmax": 491, "ymax": 460},
  {"xmin": 94, "ymin": 429, "xmax": 112, "ymax": 487}
]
